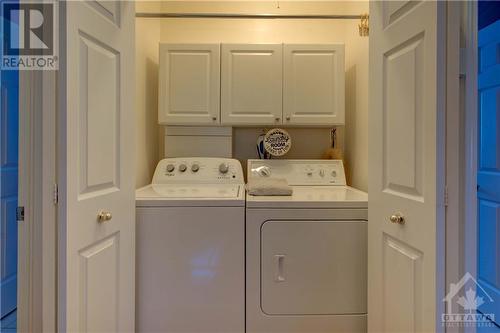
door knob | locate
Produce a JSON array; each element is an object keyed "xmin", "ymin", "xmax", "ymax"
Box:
[
  {"xmin": 389, "ymin": 213, "xmax": 405, "ymax": 225},
  {"xmin": 98, "ymin": 210, "xmax": 112, "ymax": 223}
]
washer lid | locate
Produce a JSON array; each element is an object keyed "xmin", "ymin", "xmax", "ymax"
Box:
[
  {"xmin": 136, "ymin": 184, "xmax": 245, "ymax": 207},
  {"xmin": 246, "ymin": 186, "xmax": 368, "ymax": 209}
]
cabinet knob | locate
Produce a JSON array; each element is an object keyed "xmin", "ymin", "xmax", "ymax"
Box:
[
  {"xmin": 275, "ymin": 117, "xmax": 280, "ymax": 122},
  {"xmin": 286, "ymin": 116, "xmax": 291, "ymax": 121},
  {"xmin": 212, "ymin": 116, "xmax": 217, "ymax": 121}
]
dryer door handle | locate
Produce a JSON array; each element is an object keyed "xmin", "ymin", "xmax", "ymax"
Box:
[{"xmin": 274, "ymin": 255, "xmax": 286, "ymax": 282}]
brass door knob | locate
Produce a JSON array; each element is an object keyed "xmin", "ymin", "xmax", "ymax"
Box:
[
  {"xmin": 98, "ymin": 210, "xmax": 112, "ymax": 223},
  {"xmin": 389, "ymin": 213, "xmax": 405, "ymax": 225}
]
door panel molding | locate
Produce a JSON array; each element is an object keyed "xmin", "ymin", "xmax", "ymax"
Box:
[
  {"xmin": 382, "ymin": 234, "xmax": 423, "ymax": 333},
  {"xmin": 382, "ymin": 1, "xmax": 422, "ymax": 28},
  {"xmin": 382, "ymin": 32, "xmax": 425, "ymax": 201},
  {"xmin": 78, "ymin": 233, "xmax": 120, "ymax": 332},
  {"xmin": 77, "ymin": 31, "xmax": 121, "ymax": 199},
  {"xmin": 85, "ymin": 0, "xmax": 121, "ymax": 27}
]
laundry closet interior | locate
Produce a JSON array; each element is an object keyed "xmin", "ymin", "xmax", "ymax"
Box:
[
  {"xmin": 135, "ymin": 1, "xmax": 368, "ymax": 188},
  {"xmin": 134, "ymin": 1, "xmax": 370, "ymax": 332}
]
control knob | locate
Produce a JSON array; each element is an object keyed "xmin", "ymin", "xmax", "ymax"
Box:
[
  {"xmin": 179, "ymin": 164, "xmax": 187, "ymax": 172},
  {"xmin": 256, "ymin": 166, "xmax": 271, "ymax": 177},
  {"xmin": 166, "ymin": 164, "xmax": 175, "ymax": 173},
  {"xmin": 191, "ymin": 164, "xmax": 200, "ymax": 172},
  {"xmin": 219, "ymin": 163, "xmax": 230, "ymax": 174}
]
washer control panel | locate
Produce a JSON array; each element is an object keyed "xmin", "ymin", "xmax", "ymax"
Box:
[
  {"xmin": 248, "ymin": 159, "xmax": 346, "ymax": 186},
  {"xmin": 153, "ymin": 157, "xmax": 244, "ymax": 184}
]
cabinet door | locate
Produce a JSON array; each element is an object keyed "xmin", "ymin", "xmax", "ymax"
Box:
[
  {"xmin": 283, "ymin": 44, "xmax": 345, "ymax": 125},
  {"xmin": 158, "ymin": 44, "xmax": 220, "ymax": 125},
  {"xmin": 221, "ymin": 44, "xmax": 282, "ymax": 125}
]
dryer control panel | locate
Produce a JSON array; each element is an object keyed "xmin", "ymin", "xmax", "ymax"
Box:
[
  {"xmin": 153, "ymin": 157, "xmax": 244, "ymax": 184},
  {"xmin": 248, "ymin": 159, "xmax": 346, "ymax": 186}
]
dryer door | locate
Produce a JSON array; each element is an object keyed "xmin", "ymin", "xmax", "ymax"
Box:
[{"xmin": 261, "ymin": 220, "xmax": 367, "ymax": 315}]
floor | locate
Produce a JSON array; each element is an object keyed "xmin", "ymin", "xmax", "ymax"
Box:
[{"xmin": 0, "ymin": 310, "xmax": 17, "ymax": 333}]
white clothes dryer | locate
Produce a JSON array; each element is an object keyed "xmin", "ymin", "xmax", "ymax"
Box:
[{"xmin": 246, "ymin": 159, "xmax": 368, "ymax": 333}]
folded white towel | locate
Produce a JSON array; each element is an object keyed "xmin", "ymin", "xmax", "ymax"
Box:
[{"xmin": 246, "ymin": 178, "xmax": 293, "ymax": 196}]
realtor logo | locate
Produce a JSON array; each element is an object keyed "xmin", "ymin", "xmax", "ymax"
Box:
[
  {"xmin": 1, "ymin": 1, "xmax": 58, "ymax": 70},
  {"xmin": 442, "ymin": 272, "xmax": 495, "ymax": 328}
]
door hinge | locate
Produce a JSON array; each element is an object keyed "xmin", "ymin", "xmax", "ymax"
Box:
[
  {"xmin": 444, "ymin": 186, "xmax": 449, "ymax": 207},
  {"xmin": 16, "ymin": 206, "xmax": 25, "ymax": 221},
  {"xmin": 459, "ymin": 47, "xmax": 466, "ymax": 78},
  {"xmin": 53, "ymin": 183, "xmax": 58, "ymax": 205}
]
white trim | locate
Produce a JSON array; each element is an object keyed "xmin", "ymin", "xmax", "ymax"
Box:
[
  {"xmin": 41, "ymin": 69, "xmax": 58, "ymax": 333},
  {"xmin": 17, "ymin": 68, "xmax": 58, "ymax": 333},
  {"xmin": 444, "ymin": 3, "xmax": 463, "ymax": 332},
  {"xmin": 17, "ymin": 28, "xmax": 58, "ymax": 333},
  {"xmin": 436, "ymin": 3, "xmax": 449, "ymax": 332},
  {"xmin": 463, "ymin": 0, "xmax": 478, "ymax": 294},
  {"xmin": 463, "ymin": 2, "xmax": 478, "ymax": 333},
  {"xmin": 17, "ymin": 69, "xmax": 36, "ymax": 333},
  {"xmin": 57, "ymin": 1, "xmax": 68, "ymax": 330}
]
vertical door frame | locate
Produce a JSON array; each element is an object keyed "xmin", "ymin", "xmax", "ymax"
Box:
[
  {"xmin": 17, "ymin": 4, "xmax": 58, "ymax": 331},
  {"xmin": 449, "ymin": 1, "xmax": 478, "ymax": 332},
  {"xmin": 17, "ymin": 69, "xmax": 57, "ymax": 333},
  {"xmin": 463, "ymin": 0, "xmax": 478, "ymax": 308},
  {"xmin": 444, "ymin": 2, "xmax": 464, "ymax": 332},
  {"xmin": 444, "ymin": 2, "xmax": 479, "ymax": 332}
]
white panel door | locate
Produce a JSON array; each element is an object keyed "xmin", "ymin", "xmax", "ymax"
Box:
[
  {"xmin": 221, "ymin": 44, "xmax": 282, "ymax": 125},
  {"xmin": 369, "ymin": 1, "xmax": 445, "ymax": 332},
  {"xmin": 59, "ymin": 1, "xmax": 135, "ymax": 332},
  {"xmin": 159, "ymin": 43, "xmax": 220, "ymax": 125},
  {"xmin": 283, "ymin": 44, "xmax": 345, "ymax": 125}
]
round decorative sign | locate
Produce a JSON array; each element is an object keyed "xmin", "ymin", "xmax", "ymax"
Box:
[{"xmin": 264, "ymin": 128, "xmax": 292, "ymax": 156}]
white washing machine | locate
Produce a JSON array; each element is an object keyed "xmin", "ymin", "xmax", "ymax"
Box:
[
  {"xmin": 136, "ymin": 157, "xmax": 245, "ymax": 333},
  {"xmin": 246, "ymin": 159, "xmax": 368, "ymax": 333}
]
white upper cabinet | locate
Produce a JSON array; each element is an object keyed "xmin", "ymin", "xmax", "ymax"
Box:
[
  {"xmin": 158, "ymin": 43, "xmax": 220, "ymax": 125},
  {"xmin": 283, "ymin": 44, "xmax": 345, "ymax": 125},
  {"xmin": 221, "ymin": 44, "xmax": 283, "ymax": 125},
  {"xmin": 158, "ymin": 43, "xmax": 346, "ymax": 126}
]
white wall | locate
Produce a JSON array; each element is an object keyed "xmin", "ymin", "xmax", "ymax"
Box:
[
  {"xmin": 136, "ymin": 1, "xmax": 369, "ymax": 190},
  {"xmin": 136, "ymin": 1, "xmax": 162, "ymax": 187}
]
